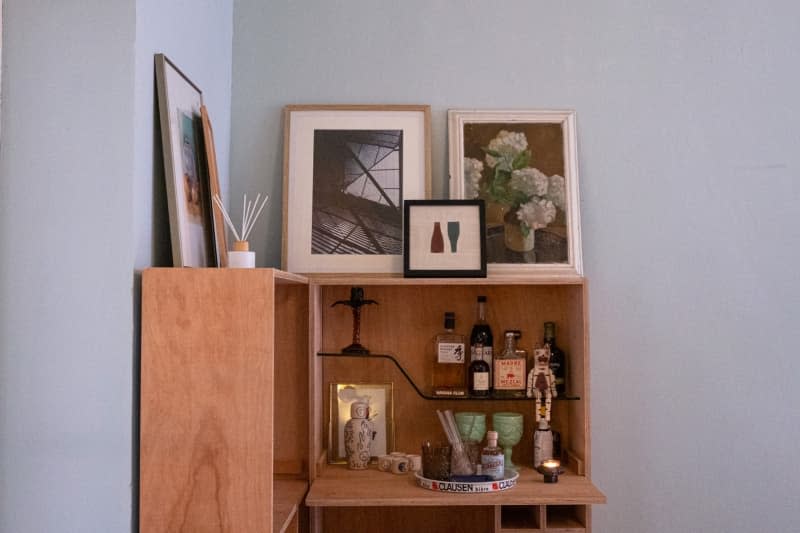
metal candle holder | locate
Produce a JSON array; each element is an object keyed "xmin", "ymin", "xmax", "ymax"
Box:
[{"xmin": 331, "ymin": 287, "xmax": 378, "ymax": 354}]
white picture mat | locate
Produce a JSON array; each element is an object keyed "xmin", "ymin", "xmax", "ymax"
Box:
[
  {"xmin": 286, "ymin": 110, "xmax": 428, "ymax": 273},
  {"xmin": 408, "ymin": 205, "xmax": 482, "ymax": 270},
  {"xmin": 448, "ymin": 109, "xmax": 583, "ymax": 278}
]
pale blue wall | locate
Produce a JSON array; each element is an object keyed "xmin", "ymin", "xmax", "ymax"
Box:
[
  {"xmin": 0, "ymin": 2, "xmax": 137, "ymax": 531},
  {"xmin": 0, "ymin": 1, "xmax": 233, "ymax": 531},
  {"xmin": 231, "ymin": 1, "xmax": 800, "ymax": 531}
]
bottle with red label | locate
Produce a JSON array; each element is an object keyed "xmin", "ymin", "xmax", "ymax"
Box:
[{"xmin": 493, "ymin": 330, "xmax": 527, "ymax": 398}]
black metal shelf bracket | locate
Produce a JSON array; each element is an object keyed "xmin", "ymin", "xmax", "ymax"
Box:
[{"xmin": 317, "ymin": 352, "xmax": 580, "ymax": 401}]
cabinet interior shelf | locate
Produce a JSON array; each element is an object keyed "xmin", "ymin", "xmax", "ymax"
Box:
[{"xmin": 317, "ymin": 352, "xmax": 581, "ymax": 401}]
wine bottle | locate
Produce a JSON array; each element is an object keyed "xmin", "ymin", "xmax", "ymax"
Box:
[
  {"xmin": 543, "ymin": 321, "xmax": 566, "ymax": 395},
  {"xmin": 470, "ymin": 295, "xmax": 494, "ymax": 390}
]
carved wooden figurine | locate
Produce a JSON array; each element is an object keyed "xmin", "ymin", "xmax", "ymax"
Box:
[{"xmin": 527, "ymin": 345, "xmax": 557, "ymax": 422}]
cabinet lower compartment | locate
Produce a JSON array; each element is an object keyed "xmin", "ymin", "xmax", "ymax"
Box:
[
  {"xmin": 306, "ymin": 464, "xmax": 602, "ymax": 532},
  {"xmin": 317, "ymin": 504, "xmax": 589, "ymax": 533}
]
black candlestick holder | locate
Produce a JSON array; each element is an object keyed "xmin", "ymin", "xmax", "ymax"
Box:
[{"xmin": 331, "ymin": 287, "xmax": 378, "ymax": 354}]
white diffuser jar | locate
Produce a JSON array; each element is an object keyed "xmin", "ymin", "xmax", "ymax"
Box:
[{"xmin": 228, "ymin": 240, "xmax": 255, "ymax": 268}]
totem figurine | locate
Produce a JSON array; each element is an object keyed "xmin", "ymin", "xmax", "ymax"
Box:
[
  {"xmin": 526, "ymin": 345, "xmax": 558, "ymax": 422},
  {"xmin": 331, "ymin": 287, "xmax": 378, "ymax": 354}
]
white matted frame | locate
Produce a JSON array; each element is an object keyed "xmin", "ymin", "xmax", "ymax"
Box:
[
  {"xmin": 328, "ymin": 382, "xmax": 394, "ymax": 464},
  {"xmin": 283, "ymin": 105, "xmax": 431, "ymax": 274},
  {"xmin": 155, "ymin": 54, "xmax": 215, "ymax": 267},
  {"xmin": 449, "ymin": 109, "xmax": 583, "ymax": 278}
]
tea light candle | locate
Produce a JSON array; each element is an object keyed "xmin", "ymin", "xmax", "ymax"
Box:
[{"xmin": 538, "ymin": 459, "xmax": 562, "ymax": 483}]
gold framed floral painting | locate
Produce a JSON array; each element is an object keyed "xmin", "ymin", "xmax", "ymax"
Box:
[{"xmin": 448, "ymin": 110, "xmax": 583, "ymax": 277}]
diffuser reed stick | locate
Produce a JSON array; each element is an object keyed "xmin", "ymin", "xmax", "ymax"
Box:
[{"xmin": 213, "ymin": 193, "xmax": 269, "ymax": 244}]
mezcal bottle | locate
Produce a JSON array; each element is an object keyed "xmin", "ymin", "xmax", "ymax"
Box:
[{"xmin": 493, "ymin": 331, "xmax": 527, "ymax": 398}]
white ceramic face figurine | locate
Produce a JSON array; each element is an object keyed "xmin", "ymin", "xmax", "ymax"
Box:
[{"xmin": 526, "ymin": 346, "xmax": 558, "ymax": 422}]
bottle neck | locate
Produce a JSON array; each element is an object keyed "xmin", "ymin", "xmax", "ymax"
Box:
[
  {"xmin": 544, "ymin": 323, "xmax": 556, "ymax": 343},
  {"xmin": 477, "ymin": 301, "xmax": 486, "ymax": 322},
  {"xmin": 504, "ymin": 334, "xmax": 516, "ymax": 352}
]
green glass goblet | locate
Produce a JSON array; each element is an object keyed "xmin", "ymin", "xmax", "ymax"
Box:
[
  {"xmin": 454, "ymin": 411, "xmax": 486, "ymax": 443},
  {"xmin": 492, "ymin": 412, "xmax": 524, "ymax": 470}
]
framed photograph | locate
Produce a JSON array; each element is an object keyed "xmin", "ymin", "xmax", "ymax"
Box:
[
  {"xmin": 155, "ymin": 54, "xmax": 215, "ymax": 267},
  {"xmin": 283, "ymin": 105, "xmax": 431, "ymax": 274},
  {"xmin": 328, "ymin": 382, "xmax": 394, "ymax": 464},
  {"xmin": 200, "ymin": 105, "xmax": 228, "ymax": 267},
  {"xmin": 449, "ymin": 109, "xmax": 583, "ymax": 277},
  {"xmin": 404, "ymin": 200, "xmax": 486, "ymax": 278}
]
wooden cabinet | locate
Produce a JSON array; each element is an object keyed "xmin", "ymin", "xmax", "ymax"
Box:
[
  {"xmin": 140, "ymin": 268, "xmax": 309, "ymax": 532},
  {"xmin": 306, "ymin": 276, "xmax": 605, "ymax": 533},
  {"xmin": 140, "ymin": 269, "xmax": 604, "ymax": 532}
]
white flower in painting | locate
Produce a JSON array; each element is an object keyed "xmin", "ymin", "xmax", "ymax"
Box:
[
  {"xmin": 463, "ymin": 157, "xmax": 484, "ymax": 199},
  {"xmin": 510, "ymin": 167, "xmax": 549, "ymax": 197},
  {"xmin": 516, "ymin": 198, "xmax": 557, "ymax": 230},
  {"xmin": 547, "ymin": 174, "xmax": 566, "ymax": 210},
  {"xmin": 484, "ymin": 130, "xmax": 528, "ymax": 169}
]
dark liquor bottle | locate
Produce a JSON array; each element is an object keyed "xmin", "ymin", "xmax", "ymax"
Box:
[
  {"xmin": 470, "ymin": 295, "xmax": 494, "ymax": 389},
  {"xmin": 543, "ymin": 321, "xmax": 566, "ymax": 395},
  {"xmin": 468, "ymin": 343, "xmax": 491, "ymax": 397}
]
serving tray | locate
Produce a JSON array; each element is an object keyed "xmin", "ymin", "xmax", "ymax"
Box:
[{"xmin": 414, "ymin": 469, "xmax": 519, "ymax": 493}]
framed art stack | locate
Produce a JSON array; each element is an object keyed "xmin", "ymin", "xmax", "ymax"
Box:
[
  {"xmin": 155, "ymin": 54, "xmax": 221, "ymax": 267},
  {"xmin": 448, "ymin": 109, "xmax": 583, "ymax": 277},
  {"xmin": 283, "ymin": 105, "xmax": 431, "ymax": 274}
]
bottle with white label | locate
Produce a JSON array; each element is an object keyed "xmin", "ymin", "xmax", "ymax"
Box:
[
  {"xmin": 493, "ymin": 330, "xmax": 527, "ymax": 398},
  {"xmin": 468, "ymin": 343, "xmax": 491, "ymax": 397},
  {"xmin": 481, "ymin": 430, "xmax": 505, "ymax": 480},
  {"xmin": 470, "ymin": 295, "xmax": 494, "ymax": 390},
  {"xmin": 432, "ymin": 312, "xmax": 467, "ymax": 397}
]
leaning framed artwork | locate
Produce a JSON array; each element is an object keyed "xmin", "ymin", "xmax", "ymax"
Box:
[
  {"xmin": 448, "ymin": 109, "xmax": 583, "ymax": 277},
  {"xmin": 283, "ymin": 105, "xmax": 431, "ymax": 274},
  {"xmin": 328, "ymin": 382, "xmax": 394, "ymax": 464},
  {"xmin": 155, "ymin": 54, "xmax": 216, "ymax": 267},
  {"xmin": 403, "ymin": 200, "xmax": 486, "ymax": 278},
  {"xmin": 200, "ymin": 105, "xmax": 228, "ymax": 267}
]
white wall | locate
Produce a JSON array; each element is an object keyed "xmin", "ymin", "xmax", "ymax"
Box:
[
  {"xmin": 231, "ymin": 1, "xmax": 800, "ymax": 531},
  {"xmin": 0, "ymin": 1, "xmax": 233, "ymax": 531},
  {"xmin": 0, "ymin": 2, "xmax": 137, "ymax": 531}
]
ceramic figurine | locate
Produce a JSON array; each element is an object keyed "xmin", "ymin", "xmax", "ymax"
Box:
[
  {"xmin": 526, "ymin": 345, "xmax": 557, "ymax": 422},
  {"xmin": 344, "ymin": 400, "xmax": 374, "ymax": 469}
]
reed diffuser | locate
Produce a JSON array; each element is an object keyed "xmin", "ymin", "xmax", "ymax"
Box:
[{"xmin": 212, "ymin": 193, "xmax": 269, "ymax": 268}]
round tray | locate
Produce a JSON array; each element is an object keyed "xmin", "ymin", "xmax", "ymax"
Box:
[{"xmin": 414, "ymin": 469, "xmax": 519, "ymax": 493}]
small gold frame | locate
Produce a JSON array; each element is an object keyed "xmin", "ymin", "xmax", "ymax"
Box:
[{"xmin": 327, "ymin": 382, "xmax": 395, "ymax": 464}]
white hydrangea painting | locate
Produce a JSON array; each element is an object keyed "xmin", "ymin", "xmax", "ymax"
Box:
[{"xmin": 448, "ymin": 110, "xmax": 583, "ymax": 276}]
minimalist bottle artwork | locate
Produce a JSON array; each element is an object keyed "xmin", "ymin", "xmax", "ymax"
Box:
[{"xmin": 430, "ymin": 221, "xmax": 461, "ymax": 253}]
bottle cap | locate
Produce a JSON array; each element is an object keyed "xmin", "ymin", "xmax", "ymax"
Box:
[
  {"xmin": 444, "ymin": 312, "xmax": 455, "ymax": 329},
  {"xmin": 504, "ymin": 331, "xmax": 515, "ymax": 338},
  {"xmin": 477, "ymin": 295, "xmax": 487, "ymax": 303},
  {"xmin": 544, "ymin": 322, "xmax": 556, "ymax": 337},
  {"xmin": 487, "ymin": 430, "xmax": 498, "ymax": 443}
]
